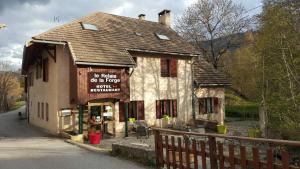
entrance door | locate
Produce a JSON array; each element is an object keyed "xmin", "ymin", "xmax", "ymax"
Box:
[{"xmin": 88, "ymin": 102, "xmax": 115, "ymax": 138}]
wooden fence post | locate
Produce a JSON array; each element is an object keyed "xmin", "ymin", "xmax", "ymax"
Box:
[
  {"xmin": 154, "ymin": 130, "xmax": 161, "ymax": 169},
  {"xmin": 208, "ymin": 136, "xmax": 218, "ymax": 169}
]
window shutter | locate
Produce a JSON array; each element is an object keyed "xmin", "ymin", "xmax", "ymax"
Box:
[
  {"xmin": 172, "ymin": 100, "xmax": 177, "ymax": 117},
  {"xmin": 43, "ymin": 58, "xmax": 49, "ymax": 82},
  {"xmin": 137, "ymin": 101, "xmax": 145, "ymax": 120},
  {"xmin": 198, "ymin": 98, "xmax": 205, "ymax": 114},
  {"xmin": 119, "ymin": 102, "xmax": 125, "ymax": 122},
  {"xmin": 170, "ymin": 59, "xmax": 177, "ymax": 77},
  {"xmin": 161, "ymin": 59, "xmax": 168, "ymax": 77},
  {"xmin": 156, "ymin": 100, "xmax": 161, "ymax": 119},
  {"xmin": 213, "ymin": 98, "xmax": 219, "ymax": 113}
]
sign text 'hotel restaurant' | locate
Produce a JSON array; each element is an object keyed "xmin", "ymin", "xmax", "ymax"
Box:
[{"xmin": 88, "ymin": 72, "xmax": 121, "ymax": 93}]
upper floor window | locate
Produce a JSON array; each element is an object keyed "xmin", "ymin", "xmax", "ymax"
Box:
[
  {"xmin": 161, "ymin": 58, "xmax": 177, "ymax": 77},
  {"xmin": 28, "ymin": 72, "xmax": 34, "ymax": 86},
  {"xmin": 156, "ymin": 99, "xmax": 177, "ymax": 119},
  {"xmin": 36, "ymin": 63, "xmax": 42, "ymax": 79},
  {"xmin": 43, "ymin": 58, "xmax": 49, "ymax": 82}
]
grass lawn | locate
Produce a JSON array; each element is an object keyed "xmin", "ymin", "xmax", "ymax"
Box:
[
  {"xmin": 9, "ymin": 101, "xmax": 26, "ymax": 111},
  {"xmin": 225, "ymin": 91, "xmax": 259, "ymax": 120}
]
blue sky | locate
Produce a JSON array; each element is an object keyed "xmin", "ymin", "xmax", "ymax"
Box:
[{"xmin": 0, "ymin": 0, "xmax": 262, "ymax": 68}]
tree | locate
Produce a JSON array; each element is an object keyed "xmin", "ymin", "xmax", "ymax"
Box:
[
  {"xmin": 256, "ymin": 0, "xmax": 300, "ymax": 140},
  {"xmin": 175, "ymin": 0, "xmax": 251, "ymax": 68},
  {"xmin": 220, "ymin": 32, "xmax": 260, "ymax": 100},
  {"xmin": 0, "ymin": 62, "xmax": 22, "ymax": 112}
]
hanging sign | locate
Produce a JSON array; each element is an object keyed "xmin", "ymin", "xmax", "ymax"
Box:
[{"xmin": 88, "ymin": 72, "xmax": 121, "ymax": 93}]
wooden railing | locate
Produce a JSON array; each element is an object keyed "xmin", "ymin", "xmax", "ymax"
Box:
[{"xmin": 153, "ymin": 128, "xmax": 300, "ymax": 169}]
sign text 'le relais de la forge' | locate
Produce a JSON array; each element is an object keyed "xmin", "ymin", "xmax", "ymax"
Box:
[{"xmin": 88, "ymin": 72, "xmax": 121, "ymax": 93}]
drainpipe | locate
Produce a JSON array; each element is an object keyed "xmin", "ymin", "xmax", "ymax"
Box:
[{"xmin": 191, "ymin": 57, "xmax": 197, "ymax": 120}]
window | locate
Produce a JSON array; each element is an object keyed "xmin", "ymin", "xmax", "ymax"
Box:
[
  {"xmin": 134, "ymin": 32, "xmax": 142, "ymax": 36},
  {"xmin": 155, "ymin": 33, "xmax": 170, "ymax": 40},
  {"xmin": 198, "ymin": 98, "xmax": 219, "ymax": 114},
  {"xmin": 28, "ymin": 72, "xmax": 34, "ymax": 86},
  {"xmin": 36, "ymin": 63, "xmax": 42, "ymax": 79},
  {"xmin": 81, "ymin": 23, "xmax": 98, "ymax": 31},
  {"xmin": 43, "ymin": 58, "xmax": 49, "ymax": 82},
  {"xmin": 46, "ymin": 103, "xmax": 49, "ymax": 121},
  {"xmin": 156, "ymin": 100, "xmax": 177, "ymax": 119},
  {"xmin": 161, "ymin": 58, "xmax": 177, "ymax": 77},
  {"xmin": 119, "ymin": 101, "xmax": 144, "ymax": 122},
  {"xmin": 38, "ymin": 102, "xmax": 40, "ymax": 118},
  {"xmin": 41, "ymin": 102, "xmax": 44, "ymax": 120}
]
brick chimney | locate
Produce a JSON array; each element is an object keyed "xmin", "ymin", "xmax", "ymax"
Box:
[
  {"xmin": 138, "ymin": 14, "xmax": 145, "ymax": 20},
  {"xmin": 158, "ymin": 9, "xmax": 171, "ymax": 27}
]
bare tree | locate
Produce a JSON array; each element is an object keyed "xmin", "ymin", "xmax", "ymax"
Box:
[
  {"xmin": 0, "ymin": 62, "xmax": 21, "ymax": 112},
  {"xmin": 175, "ymin": 0, "xmax": 251, "ymax": 68}
]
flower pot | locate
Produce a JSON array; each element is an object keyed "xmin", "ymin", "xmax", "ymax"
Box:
[
  {"xmin": 248, "ymin": 128, "xmax": 261, "ymax": 138},
  {"xmin": 89, "ymin": 131, "xmax": 101, "ymax": 144},
  {"xmin": 217, "ymin": 124, "xmax": 228, "ymax": 134}
]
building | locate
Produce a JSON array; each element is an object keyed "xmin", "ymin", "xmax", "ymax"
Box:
[{"xmin": 22, "ymin": 10, "xmax": 229, "ymax": 137}]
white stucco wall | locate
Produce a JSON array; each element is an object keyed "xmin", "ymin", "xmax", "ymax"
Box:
[{"xmin": 115, "ymin": 53, "xmax": 193, "ymax": 133}]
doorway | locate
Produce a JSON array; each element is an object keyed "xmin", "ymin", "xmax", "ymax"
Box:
[{"xmin": 87, "ymin": 102, "xmax": 115, "ymax": 138}]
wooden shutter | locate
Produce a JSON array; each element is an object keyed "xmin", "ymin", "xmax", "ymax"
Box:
[
  {"xmin": 213, "ymin": 98, "xmax": 219, "ymax": 113},
  {"xmin": 161, "ymin": 59, "xmax": 169, "ymax": 77},
  {"xmin": 170, "ymin": 59, "xmax": 177, "ymax": 77},
  {"xmin": 198, "ymin": 98, "xmax": 205, "ymax": 114},
  {"xmin": 137, "ymin": 101, "xmax": 145, "ymax": 120},
  {"xmin": 156, "ymin": 100, "xmax": 161, "ymax": 119},
  {"xmin": 43, "ymin": 58, "xmax": 49, "ymax": 82},
  {"xmin": 119, "ymin": 102, "xmax": 125, "ymax": 122},
  {"xmin": 172, "ymin": 100, "xmax": 177, "ymax": 117},
  {"xmin": 46, "ymin": 103, "xmax": 49, "ymax": 121},
  {"xmin": 38, "ymin": 102, "xmax": 40, "ymax": 118},
  {"xmin": 41, "ymin": 102, "xmax": 44, "ymax": 119}
]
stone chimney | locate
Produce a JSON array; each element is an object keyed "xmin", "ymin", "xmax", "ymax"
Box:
[
  {"xmin": 158, "ymin": 9, "xmax": 171, "ymax": 27},
  {"xmin": 138, "ymin": 14, "xmax": 146, "ymax": 20}
]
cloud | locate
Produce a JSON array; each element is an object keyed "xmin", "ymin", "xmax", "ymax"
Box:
[
  {"xmin": 0, "ymin": 0, "xmax": 50, "ymax": 12},
  {"xmin": 0, "ymin": 0, "xmax": 262, "ymax": 69}
]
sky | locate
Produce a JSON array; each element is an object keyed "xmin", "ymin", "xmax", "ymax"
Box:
[{"xmin": 0, "ymin": 0, "xmax": 262, "ymax": 69}]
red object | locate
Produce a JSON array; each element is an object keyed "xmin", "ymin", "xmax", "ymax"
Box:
[{"xmin": 89, "ymin": 132, "xmax": 101, "ymax": 144}]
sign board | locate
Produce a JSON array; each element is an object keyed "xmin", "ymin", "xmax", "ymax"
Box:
[{"xmin": 88, "ymin": 72, "xmax": 121, "ymax": 93}]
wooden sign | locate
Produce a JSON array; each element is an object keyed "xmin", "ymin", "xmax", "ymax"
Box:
[{"xmin": 88, "ymin": 72, "xmax": 121, "ymax": 93}]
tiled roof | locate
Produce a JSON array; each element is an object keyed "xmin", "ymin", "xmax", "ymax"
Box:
[
  {"xmin": 33, "ymin": 12, "xmax": 200, "ymax": 66},
  {"xmin": 193, "ymin": 58, "xmax": 230, "ymax": 86}
]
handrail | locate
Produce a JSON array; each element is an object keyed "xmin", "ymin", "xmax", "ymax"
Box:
[{"xmin": 152, "ymin": 127, "xmax": 300, "ymax": 146}]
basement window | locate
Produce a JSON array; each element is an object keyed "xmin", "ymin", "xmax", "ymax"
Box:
[
  {"xmin": 81, "ymin": 23, "xmax": 98, "ymax": 31},
  {"xmin": 155, "ymin": 33, "xmax": 170, "ymax": 40}
]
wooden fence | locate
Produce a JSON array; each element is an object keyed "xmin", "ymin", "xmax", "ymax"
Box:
[{"xmin": 154, "ymin": 128, "xmax": 300, "ymax": 169}]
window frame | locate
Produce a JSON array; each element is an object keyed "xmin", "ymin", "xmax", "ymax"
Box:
[
  {"xmin": 43, "ymin": 58, "xmax": 49, "ymax": 82},
  {"xmin": 161, "ymin": 58, "xmax": 177, "ymax": 77},
  {"xmin": 156, "ymin": 99, "xmax": 177, "ymax": 119}
]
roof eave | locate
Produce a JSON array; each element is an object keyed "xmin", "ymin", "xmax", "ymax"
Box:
[
  {"xmin": 126, "ymin": 48, "xmax": 200, "ymax": 57},
  {"xmin": 75, "ymin": 61, "xmax": 135, "ymax": 68}
]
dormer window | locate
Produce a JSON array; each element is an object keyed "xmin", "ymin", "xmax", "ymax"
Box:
[
  {"xmin": 81, "ymin": 23, "xmax": 98, "ymax": 31},
  {"xmin": 155, "ymin": 33, "xmax": 170, "ymax": 40}
]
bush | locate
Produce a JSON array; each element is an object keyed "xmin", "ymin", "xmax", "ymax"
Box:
[{"xmin": 226, "ymin": 104, "xmax": 259, "ymax": 120}]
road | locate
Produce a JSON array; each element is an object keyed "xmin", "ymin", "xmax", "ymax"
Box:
[{"xmin": 0, "ymin": 106, "xmax": 152, "ymax": 169}]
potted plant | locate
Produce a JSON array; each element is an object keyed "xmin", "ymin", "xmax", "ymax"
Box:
[
  {"xmin": 217, "ymin": 124, "xmax": 228, "ymax": 134},
  {"xmin": 128, "ymin": 118, "xmax": 136, "ymax": 123},
  {"xmin": 248, "ymin": 128, "xmax": 262, "ymax": 138},
  {"xmin": 161, "ymin": 115, "xmax": 171, "ymax": 128}
]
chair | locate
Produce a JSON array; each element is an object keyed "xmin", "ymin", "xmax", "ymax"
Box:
[{"xmin": 135, "ymin": 121, "xmax": 150, "ymax": 138}]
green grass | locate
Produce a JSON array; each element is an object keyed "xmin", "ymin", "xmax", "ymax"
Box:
[
  {"xmin": 9, "ymin": 101, "xmax": 25, "ymax": 111},
  {"xmin": 225, "ymin": 90, "xmax": 259, "ymax": 120}
]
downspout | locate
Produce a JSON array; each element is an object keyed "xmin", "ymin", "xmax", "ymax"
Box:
[{"xmin": 191, "ymin": 57, "xmax": 197, "ymax": 120}]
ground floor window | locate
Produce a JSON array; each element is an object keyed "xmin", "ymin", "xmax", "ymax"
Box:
[
  {"xmin": 119, "ymin": 101, "xmax": 144, "ymax": 122},
  {"xmin": 37, "ymin": 102, "xmax": 40, "ymax": 118},
  {"xmin": 156, "ymin": 99, "xmax": 177, "ymax": 119},
  {"xmin": 198, "ymin": 97, "xmax": 219, "ymax": 114},
  {"xmin": 46, "ymin": 103, "xmax": 49, "ymax": 121}
]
